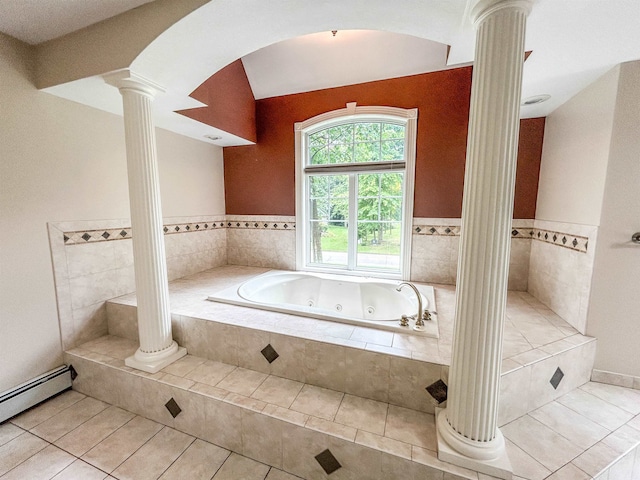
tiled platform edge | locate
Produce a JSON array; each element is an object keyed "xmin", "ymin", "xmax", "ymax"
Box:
[
  {"xmin": 64, "ymin": 341, "xmax": 481, "ymax": 480},
  {"xmin": 106, "ymin": 301, "xmax": 597, "ymax": 424},
  {"xmin": 64, "ymin": 337, "xmax": 640, "ymax": 480}
]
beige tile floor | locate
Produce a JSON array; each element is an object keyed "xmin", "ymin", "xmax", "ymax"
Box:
[
  {"xmin": 1, "ymin": 390, "xmax": 302, "ymax": 480},
  {"xmin": 64, "ymin": 335, "xmax": 640, "ymax": 480},
  {"xmin": 2, "ymin": 379, "xmax": 639, "ymax": 480}
]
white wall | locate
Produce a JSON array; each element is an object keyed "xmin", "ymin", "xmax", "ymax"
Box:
[
  {"xmin": 535, "ymin": 66, "xmax": 619, "ymax": 226},
  {"xmin": 533, "ymin": 61, "xmax": 640, "ymax": 376},
  {"xmin": 157, "ymin": 129, "xmax": 225, "ymax": 218},
  {"xmin": 0, "ymin": 33, "xmax": 225, "ymax": 393},
  {"xmin": 586, "ymin": 61, "xmax": 640, "ymax": 377},
  {"xmin": 528, "ymin": 68, "xmax": 619, "ymax": 334}
]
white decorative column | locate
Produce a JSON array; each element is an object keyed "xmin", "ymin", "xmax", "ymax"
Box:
[
  {"xmin": 436, "ymin": 1, "xmax": 532, "ymax": 478},
  {"xmin": 105, "ymin": 70, "xmax": 186, "ymax": 373}
]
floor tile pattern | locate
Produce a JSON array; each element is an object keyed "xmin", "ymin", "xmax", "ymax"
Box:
[
  {"xmin": 0, "ymin": 391, "xmax": 303, "ymax": 480},
  {"xmin": 2, "ymin": 379, "xmax": 640, "ymax": 479}
]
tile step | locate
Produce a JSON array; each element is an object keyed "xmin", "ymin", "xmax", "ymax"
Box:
[
  {"xmin": 106, "ymin": 300, "xmax": 597, "ymax": 425},
  {"xmin": 64, "ymin": 338, "xmax": 640, "ymax": 480},
  {"xmin": 64, "ymin": 341, "xmax": 481, "ymax": 480}
]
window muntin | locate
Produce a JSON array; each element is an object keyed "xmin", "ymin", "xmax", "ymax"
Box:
[
  {"xmin": 304, "ymin": 120, "xmax": 407, "ymax": 275},
  {"xmin": 308, "ymin": 121, "xmax": 405, "ymax": 166},
  {"xmin": 295, "ymin": 105, "xmax": 417, "ymax": 280},
  {"xmin": 356, "ymin": 172, "xmax": 403, "ymax": 271}
]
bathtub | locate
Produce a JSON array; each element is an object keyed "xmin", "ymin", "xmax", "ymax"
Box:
[{"xmin": 207, "ymin": 270, "xmax": 438, "ymax": 337}]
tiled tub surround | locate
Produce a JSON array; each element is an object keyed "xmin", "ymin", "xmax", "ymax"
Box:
[
  {"xmin": 106, "ymin": 266, "xmax": 596, "ymax": 424},
  {"xmin": 411, "ymin": 219, "xmax": 534, "ymax": 291},
  {"xmin": 48, "ymin": 216, "xmax": 228, "ymax": 350},
  {"xmin": 528, "ymin": 219, "xmax": 598, "ymax": 334},
  {"xmin": 225, "ymin": 216, "xmax": 296, "ymax": 270},
  {"xmin": 48, "ymin": 214, "xmax": 593, "ymax": 350}
]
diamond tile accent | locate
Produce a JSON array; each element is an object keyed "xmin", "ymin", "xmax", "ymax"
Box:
[
  {"xmin": 261, "ymin": 344, "xmax": 279, "ymax": 364},
  {"xmin": 101, "ymin": 231, "xmax": 110, "ymax": 239},
  {"xmin": 425, "ymin": 379, "xmax": 448, "ymax": 405},
  {"xmin": 550, "ymin": 367, "xmax": 564, "ymax": 390},
  {"xmin": 532, "ymin": 228, "xmax": 588, "ymax": 253},
  {"xmin": 81, "ymin": 233, "xmax": 91, "ymax": 242},
  {"xmin": 315, "ymin": 449, "xmax": 341, "ymax": 475},
  {"xmin": 413, "ymin": 225, "xmax": 460, "ymax": 236},
  {"xmin": 165, "ymin": 397, "xmax": 182, "ymax": 418}
]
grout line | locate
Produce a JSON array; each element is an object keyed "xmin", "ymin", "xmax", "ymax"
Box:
[{"xmin": 154, "ymin": 435, "xmax": 197, "ymax": 480}]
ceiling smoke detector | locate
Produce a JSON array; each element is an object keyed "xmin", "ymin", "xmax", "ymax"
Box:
[
  {"xmin": 204, "ymin": 134, "xmax": 222, "ymax": 141},
  {"xmin": 521, "ymin": 94, "xmax": 551, "ymax": 106}
]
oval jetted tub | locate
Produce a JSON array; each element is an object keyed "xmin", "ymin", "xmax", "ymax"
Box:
[{"xmin": 207, "ymin": 270, "xmax": 438, "ymax": 337}]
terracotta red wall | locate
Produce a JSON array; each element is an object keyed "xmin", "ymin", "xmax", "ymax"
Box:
[
  {"xmin": 178, "ymin": 59, "xmax": 257, "ymax": 143},
  {"xmin": 223, "ymin": 67, "xmax": 544, "ymax": 218}
]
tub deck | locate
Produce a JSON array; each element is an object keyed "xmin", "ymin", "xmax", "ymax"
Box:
[{"xmin": 109, "ymin": 264, "xmax": 585, "ymax": 370}]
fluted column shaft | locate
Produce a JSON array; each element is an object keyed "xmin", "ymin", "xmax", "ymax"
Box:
[
  {"xmin": 436, "ymin": 1, "xmax": 532, "ymax": 477},
  {"xmin": 105, "ymin": 70, "xmax": 186, "ymax": 373}
]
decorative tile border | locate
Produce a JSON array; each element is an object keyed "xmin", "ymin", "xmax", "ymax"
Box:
[
  {"xmin": 532, "ymin": 228, "xmax": 588, "ymax": 253},
  {"xmin": 163, "ymin": 222, "xmax": 226, "ymax": 235},
  {"xmin": 412, "ymin": 224, "xmax": 588, "ymax": 253},
  {"xmin": 413, "ymin": 225, "xmax": 460, "ymax": 236},
  {"xmin": 225, "ymin": 220, "xmax": 296, "ymax": 231},
  {"xmin": 63, "ymin": 219, "xmax": 296, "ymax": 245},
  {"xmin": 63, "ymin": 228, "xmax": 132, "ymax": 244}
]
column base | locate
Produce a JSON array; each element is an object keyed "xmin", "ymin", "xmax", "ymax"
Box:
[
  {"xmin": 125, "ymin": 341, "xmax": 187, "ymax": 374},
  {"xmin": 436, "ymin": 409, "xmax": 512, "ymax": 480}
]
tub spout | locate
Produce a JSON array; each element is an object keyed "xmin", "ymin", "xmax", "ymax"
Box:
[{"xmin": 396, "ymin": 282, "xmax": 426, "ymax": 331}]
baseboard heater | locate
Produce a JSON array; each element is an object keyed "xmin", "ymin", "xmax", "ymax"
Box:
[{"xmin": 0, "ymin": 366, "xmax": 73, "ymax": 423}]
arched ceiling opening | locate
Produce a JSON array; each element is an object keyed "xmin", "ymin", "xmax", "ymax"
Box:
[{"xmin": 38, "ymin": 0, "xmax": 640, "ymax": 146}]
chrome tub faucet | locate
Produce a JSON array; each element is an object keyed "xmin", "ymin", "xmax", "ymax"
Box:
[{"xmin": 396, "ymin": 281, "xmax": 430, "ymax": 331}]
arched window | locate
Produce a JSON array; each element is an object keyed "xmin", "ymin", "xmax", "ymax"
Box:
[{"xmin": 295, "ymin": 103, "xmax": 417, "ymax": 279}]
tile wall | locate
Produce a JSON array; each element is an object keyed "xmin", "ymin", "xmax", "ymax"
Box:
[
  {"xmin": 48, "ymin": 216, "xmax": 227, "ymax": 350},
  {"xmin": 48, "ymin": 215, "xmax": 598, "ymax": 352},
  {"xmin": 410, "ymin": 218, "xmax": 533, "ymax": 290},
  {"xmin": 528, "ymin": 219, "xmax": 598, "ymax": 334},
  {"xmin": 225, "ymin": 216, "xmax": 296, "ymax": 270}
]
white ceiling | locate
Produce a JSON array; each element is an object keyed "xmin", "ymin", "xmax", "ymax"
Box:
[
  {"xmin": 1, "ymin": 0, "xmax": 640, "ymax": 146},
  {"xmin": 0, "ymin": 0, "xmax": 155, "ymax": 45},
  {"xmin": 241, "ymin": 30, "xmax": 450, "ymax": 100}
]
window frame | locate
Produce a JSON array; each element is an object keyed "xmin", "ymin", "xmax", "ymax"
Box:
[{"xmin": 295, "ymin": 103, "xmax": 417, "ymax": 280}]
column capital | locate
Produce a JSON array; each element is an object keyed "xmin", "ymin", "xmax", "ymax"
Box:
[
  {"xmin": 469, "ymin": 0, "xmax": 533, "ymax": 26},
  {"xmin": 104, "ymin": 68, "xmax": 165, "ymax": 98}
]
